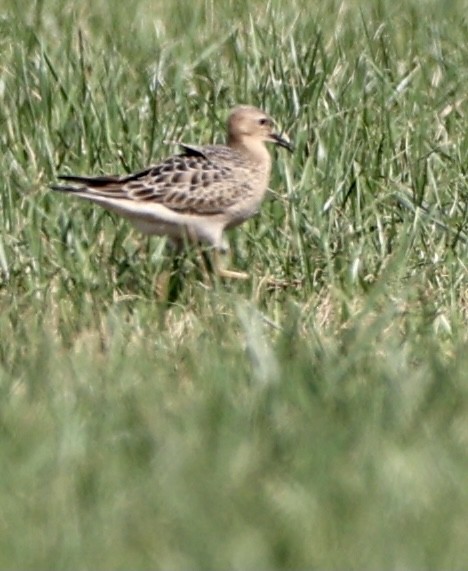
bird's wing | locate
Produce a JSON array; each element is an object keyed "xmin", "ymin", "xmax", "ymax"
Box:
[{"xmin": 52, "ymin": 149, "xmax": 252, "ymax": 215}]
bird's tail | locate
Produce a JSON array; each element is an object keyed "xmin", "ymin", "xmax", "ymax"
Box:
[
  {"xmin": 49, "ymin": 183, "xmax": 82, "ymax": 193},
  {"xmin": 51, "ymin": 171, "xmax": 126, "ymax": 194}
]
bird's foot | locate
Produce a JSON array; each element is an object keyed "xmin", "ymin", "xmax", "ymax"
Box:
[
  {"xmin": 212, "ymin": 250, "xmax": 250, "ymax": 280},
  {"xmin": 216, "ymin": 267, "xmax": 250, "ymax": 280}
]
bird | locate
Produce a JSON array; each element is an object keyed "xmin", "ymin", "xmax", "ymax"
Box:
[{"xmin": 50, "ymin": 105, "xmax": 293, "ymax": 279}]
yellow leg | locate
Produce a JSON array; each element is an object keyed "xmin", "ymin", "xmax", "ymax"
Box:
[{"xmin": 213, "ymin": 250, "xmax": 250, "ymax": 280}]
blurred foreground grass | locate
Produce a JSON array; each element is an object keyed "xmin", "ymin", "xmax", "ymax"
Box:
[{"xmin": 0, "ymin": 0, "xmax": 467, "ymax": 568}]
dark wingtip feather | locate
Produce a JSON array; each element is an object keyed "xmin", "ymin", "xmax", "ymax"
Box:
[
  {"xmin": 49, "ymin": 184, "xmax": 81, "ymax": 193},
  {"xmin": 57, "ymin": 174, "xmax": 121, "ymax": 186}
]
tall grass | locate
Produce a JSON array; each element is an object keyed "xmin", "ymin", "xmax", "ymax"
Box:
[{"xmin": 0, "ymin": 0, "xmax": 467, "ymax": 568}]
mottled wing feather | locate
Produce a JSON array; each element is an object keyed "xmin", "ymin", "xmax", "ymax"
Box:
[
  {"xmin": 61, "ymin": 146, "xmax": 255, "ymax": 215},
  {"xmin": 176, "ymin": 143, "xmax": 210, "ymax": 158}
]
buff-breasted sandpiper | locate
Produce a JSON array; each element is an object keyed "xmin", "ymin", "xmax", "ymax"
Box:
[{"xmin": 51, "ymin": 105, "xmax": 293, "ymax": 279}]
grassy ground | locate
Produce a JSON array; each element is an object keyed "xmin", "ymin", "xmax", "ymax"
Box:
[{"xmin": 0, "ymin": 0, "xmax": 467, "ymax": 568}]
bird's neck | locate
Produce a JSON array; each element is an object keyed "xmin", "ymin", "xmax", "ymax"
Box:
[{"xmin": 228, "ymin": 137, "xmax": 272, "ymax": 173}]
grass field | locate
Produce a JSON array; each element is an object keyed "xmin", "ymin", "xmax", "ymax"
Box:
[{"xmin": 1, "ymin": 0, "xmax": 468, "ymax": 568}]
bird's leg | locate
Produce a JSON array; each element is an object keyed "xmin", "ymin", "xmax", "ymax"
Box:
[
  {"xmin": 154, "ymin": 238, "xmax": 188, "ymax": 301},
  {"xmin": 212, "ymin": 249, "xmax": 250, "ymax": 280}
]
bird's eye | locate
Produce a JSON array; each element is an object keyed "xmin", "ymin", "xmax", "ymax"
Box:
[{"xmin": 259, "ymin": 118, "xmax": 269, "ymax": 126}]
